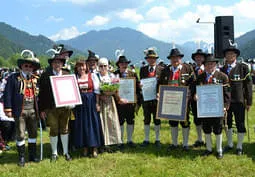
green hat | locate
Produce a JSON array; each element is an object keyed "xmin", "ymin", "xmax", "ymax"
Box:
[{"xmin": 17, "ymin": 49, "xmax": 40, "ymax": 71}]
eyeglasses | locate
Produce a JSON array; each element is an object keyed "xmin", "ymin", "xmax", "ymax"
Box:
[
  {"xmin": 23, "ymin": 64, "xmax": 33, "ymax": 68},
  {"xmin": 99, "ymin": 65, "xmax": 108, "ymax": 68}
]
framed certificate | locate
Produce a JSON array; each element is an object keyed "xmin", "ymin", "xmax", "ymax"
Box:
[
  {"xmin": 119, "ymin": 78, "xmax": 136, "ymax": 103},
  {"xmin": 197, "ymin": 84, "xmax": 224, "ymax": 118},
  {"xmin": 140, "ymin": 77, "xmax": 157, "ymax": 101},
  {"xmin": 50, "ymin": 74, "xmax": 82, "ymax": 108},
  {"xmin": 156, "ymin": 85, "xmax": 188, "ymax": 121}
]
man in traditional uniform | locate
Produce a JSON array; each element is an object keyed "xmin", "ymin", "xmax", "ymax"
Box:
[
  {"xmin": 114, "ymin": 52, "xmax": 141, "ymax": 148},
  {"xmin": 195, "ymin": 54, "xmax": 230, "ymax": 159},
  {"xmin": 190, "ymin": 49, "xmax": 207, "ymax": 147},
  {"xmin": 38, "ymin": 44, "xmax": 73, "ymax": 162},
  {"xmin": 4, "ymin": 50, "xmax": 40, "ymax": 167},
  {"xmin": 87, "ymin": 50, "xmax": 99, "ymax": 73},
  {"xmin": 221, "ymin": 46, "xmax": 253, "ymax": 155},
  {"xmin": 140, "ymin": 47, "xmax": 163, "ymax": 148},
  {"xmin": 158, "ymin": 48, "xmax": 195, "ymax": 151}
]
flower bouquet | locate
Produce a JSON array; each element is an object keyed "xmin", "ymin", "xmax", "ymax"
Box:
[{"xmin": 100, "ymin": 77, "xmax": 120, "ymax": 96}]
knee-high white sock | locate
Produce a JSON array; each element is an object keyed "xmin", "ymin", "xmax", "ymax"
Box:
[
  {"xmin": 60, "ymin": 134, "xmax": 69, "ymax": 155},
  {"xmin": 50, "ymin": 136, "xmax": 58, "ymax": 155},
  {"xmin": 182, "ymin": 127, "xmax": 190, "ymax": 147},
  {"xmin": 120, "ymin": 125, "xmax": 124, "ymax": 143},
  {"xmin": 196, "ymin": 125, "xmax": 203, "ymax": 142},
  {"xmin": 237, "ymin": 133, "xmax": 245, "ymax": 150},
  {"xmin": 144, "ymin": 125, "xmax": 150, "ymax": 142},
  {"xmin": 216, "ymin": 134, "xmax": 223, "ymax": 154},
  {"xmin": 171, "ymin": 127, "xmax": 178, "ymax": 146},
  {"xmin": 127, "ymin": 124, "xmax": 134, "ymax": 142},
  {"xmin": 154, "ymin": 125, "xmax": 160, "ymax": 141},
  {"xmin": 226, "ymin": 128, "xmax": 233, "ymax": 147},
  {"xmin": 205, "ymin": 134, "xmax": 212, "ymax": 152}
]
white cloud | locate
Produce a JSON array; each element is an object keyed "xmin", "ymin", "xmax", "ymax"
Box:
[
  {"xmin": 85, "ymin": 16, "xmax": 110, "ymax": 26},
  {"xmin": 46, "ymin": 16, "xmax": 64, "ymax": 22},
  {"xmin": 49, "ymin": 26, "xmax": 85, "ymax": 41},
  {"xmin": 50, "ymin": 0, "xmax": 96, "ymax": 5},
  {"xmin": 138, "ymin": 5, "xmax": 215, "ymax": 44},
  {"xmin": 145, "ymin": 6, "xmax": 170, "ymax": 21},
  {"xmin": 117, "ymin": 9, "xmax": 144, "ymax": 23}
]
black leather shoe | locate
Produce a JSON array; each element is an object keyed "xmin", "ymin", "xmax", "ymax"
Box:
[
  {"xmin": 201, "ymin": 150, "xmax": 213, "ymax": 156},
  {"xmin": 183, "ymin": 146, "xmax": 189, "ymax": 151},
  {"xmin": 127, "ymin": 141, "xmax": 136, "ymax": 148},
  {"xmin": 140, "ymin": 141, "xmax": 149, "ymax": 147},
  {"xmin": 51, "ymin": 154, "xmax": 57, "ymax": 162},
  {"xmin": 155, "ymin": 141, "xmax": 161, "ymax": 149},
  {"xmin": 65, "ymin": 153, "xmax": 72, "ymax": 161},
  {"xmin": 167, "ymin": 144, "xmax": 178, "ymax": 152},
  {"xmin": 236, "ymin": 148, "xmax": 243, "ymax": 156},
  {"xmin": 216, "ymin": 152, "xmax": 223, "ymax": 159},
  {"xmin": 193, "ymin": 140, "xmax": 205, "ymax": 147},
  {"xmin": 223, "ymin": 146, "xmax": 233, "ymax": 153},
  {"xmin": 18, "ymin": 157, "xmax": 25, "ymax": 167}
]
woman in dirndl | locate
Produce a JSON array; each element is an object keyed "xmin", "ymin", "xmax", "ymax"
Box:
[
  {"xmin": 73, "ymin": 60, "xmax": 104, "ymax": 157},
  {"xmin": 94, "ymin": 57, "xmax": 122, "ymax": 151}
]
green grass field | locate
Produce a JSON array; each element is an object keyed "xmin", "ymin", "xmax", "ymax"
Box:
[{"xmin": 1, "ymin": 101, "xmax": 255, "ymax": 177}]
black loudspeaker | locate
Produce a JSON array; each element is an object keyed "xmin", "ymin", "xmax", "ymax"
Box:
[{"xmin": 214, "ymin": 16, "xmax": 234, "ymax": 58}]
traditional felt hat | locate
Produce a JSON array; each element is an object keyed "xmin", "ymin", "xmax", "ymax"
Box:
[
  {"xmin": 87, "ymin": 50, "xmax": 99, "ymax": 61},
  {"xmin": 115, "ymin": 49, "xmax": 130, "ymax": 66},
  {"xmin": 17, "ymin": 49, "xmax": 40, "ymax": 71},
  {"xmin": 191, "ymin": 49, "xmax": 207, "ymax": 60},
  {"xmin": 116, "ymin": 56, "xmax": 131, "ymax": 66},
  {"xmin": 204, "ymin": 54, "xmax": 219, "ymax": 63},
  {"xmin": 47, "ymin": 44, "xmax": 73, "ymax": 65},
  {"xmin": 144, "ymin": 47, "xmax": 159, "ymax": 59},
  {"xmin": 167, "ymin": 48, "xmax": 184, "ymax": 59},
  {"xmin": 223, "ymin": 46, "xmax": 240, "ymax": 57}
]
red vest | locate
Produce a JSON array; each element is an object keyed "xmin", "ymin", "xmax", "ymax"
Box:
[{"xmin": 169, "ymin": 69, "xmax": 180, "ymax": 86}]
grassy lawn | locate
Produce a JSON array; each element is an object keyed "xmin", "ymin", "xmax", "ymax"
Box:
[{"xmin": 1, "ymin": 102, "xmax": 255, "ymax": 177}]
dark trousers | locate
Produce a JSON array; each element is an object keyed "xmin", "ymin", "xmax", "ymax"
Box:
[
  {"xmin": 0, "ymin": 121, "xmax": 15, "ymax": 142},
  {"xmin": 117, "ymin": 104, "xmax": 135, "ymax": 125},
  {"xmin": 227, "ymin": 103, "xmax": 246, "ymax": 133},
  {"xmin": 189, "ymin": 100, "xmax": 202, "ymax": 126},
  {"xmin": 202, "ymin": 118, "xmax": 222, "ymax": 135},
  {"xmin": 142, "ymin": 100, "xmax": 160, "ymax": 125},
  {"xmin": 169, "ymin": 111, "xmax": 190, "ymax": 128}
]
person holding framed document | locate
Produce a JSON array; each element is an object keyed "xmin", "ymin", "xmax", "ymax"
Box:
[
  {"xmin": 221, "ymin": 45, "xmax": 252, "ymax": 155},
  {"xmin": 38, "ymin": 44, "xmax": 73, "ymax": 162},
  {"xmin": 140, "ymin": 47, "xmax": 163, "ymax": 148},
  {"xmin": 195, "ymin": 54, "xmax": 230, "ymax": 159},
  {"xmin": 158, "ymin": 48, "xmax": 195, "ymax": 151},
  {"xmin": 114, "ymin": 50, "xmax": 141, "ymax": 148}
]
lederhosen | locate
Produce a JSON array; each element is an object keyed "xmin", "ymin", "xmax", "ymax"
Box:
[
  {"xmin": 140, "ymin": 65, "xmax": 160, "ymax": 125},
  {"xmin": 158, "ymin": 63, "xmax": 195, "ymax": 128},
  {"xmin": 4, "ymin": 73, "xmax": 38, "ymax": 143},
  {"xmin": 221, "ymin": 63, "xmax": 253, "ymax": 133},
  {"xmin": 114, "ymin": 70, "xmax": 140, "ymax": 125},
  {"xmin": 196, "ymin": 71, "xmax": 230, "ymax": 134}
]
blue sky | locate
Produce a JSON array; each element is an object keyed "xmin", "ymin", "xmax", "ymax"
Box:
[{"xmin": 1, "ymin": 0, "xmax": 255, "ymax": 44}]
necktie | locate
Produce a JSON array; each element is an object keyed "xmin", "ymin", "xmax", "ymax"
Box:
[
  {"xmin": 26, "ymin": 75, "xmax": 30, "ymax": 80},
  {"xmin": 227, "ymin": 65, "xmax": 232, "ymax": 74},
  {"xmin": 206, "ymin": 73, "xmax": 212, "ymax": 83},
  {"xmin": 149, "ymin": 67, "xmax": 154, "ymax": 72},
  {"xmin": 122, "ymin": 72, "xmax": 127, "ymax": 78}
]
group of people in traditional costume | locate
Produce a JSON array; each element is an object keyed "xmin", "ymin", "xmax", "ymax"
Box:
[{"xmin": 0, "ymin": 41, "xmax": 252, "ymax": 167}]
